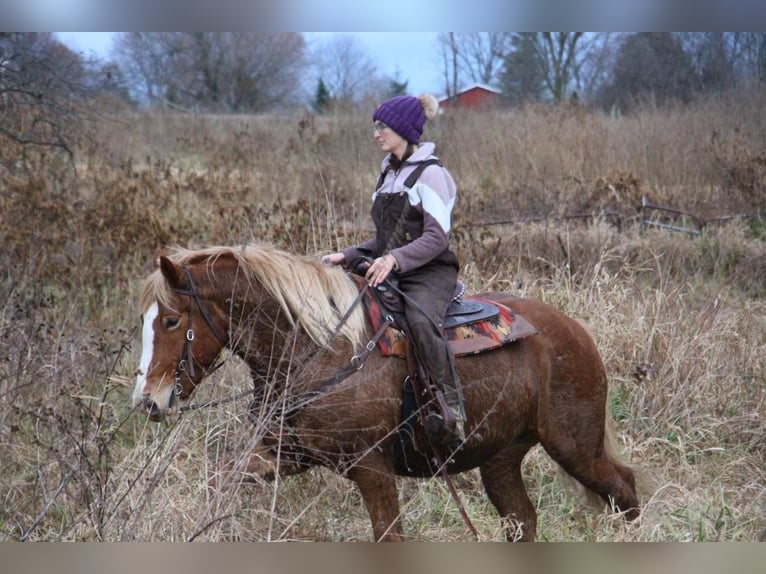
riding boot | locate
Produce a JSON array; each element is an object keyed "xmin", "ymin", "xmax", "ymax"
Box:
[
  {"xmin": 397, "ymin": 261, "xmax": 463, "ymax": 449},
  {"xmin": 408, "ymin": 324, "xmax": 465, "ymax": 449},
  {"xmin": 423, "ymin": 391, "xmax": 465, "ymax": 450}
]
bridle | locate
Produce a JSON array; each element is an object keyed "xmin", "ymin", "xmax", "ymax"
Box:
[{"xmin": 169, "ymin": 267, "xmax": 229, "ymax": 400}]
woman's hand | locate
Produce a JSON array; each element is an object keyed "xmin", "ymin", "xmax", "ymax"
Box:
[
  {"xmin": 365, "ymin": 254, "xmax": 398, "ymax": 287},
  {"xmin": 321, "ymin": 252, "xmax": 345, "ymax": 266}
]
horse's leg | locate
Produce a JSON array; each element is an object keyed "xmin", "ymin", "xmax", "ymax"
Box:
[
  {"xmin": 480, "ymin": 441, "xmax": 537, "ymax": 541},
  {"xmin": 240, "ymin": 442, "xmax": 309, "ymax": 480},
  {"xmin": 209, "ymin": 442, "xmax": 308, "ymax": 491},
  {"xmin": 539, "ymin": 411, "xmax": 640, "ymax": 520},
  {"xmin": 347, "ymin": 451, "xmax": 403, "ymax": 542}
]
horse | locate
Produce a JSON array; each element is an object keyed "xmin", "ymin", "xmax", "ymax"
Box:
[{"xmin": 132, "ymin": 244, "xmax": 641, "ymax": 541}]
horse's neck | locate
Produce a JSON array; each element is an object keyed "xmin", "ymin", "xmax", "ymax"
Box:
[
  {"xmin": 240, "ymin": 309, "xmax": 359, "ymax": 402},
  {"xmin": 219, "ymin": 265, "xmax": 358, "ymax": 395},
  {"xmin": 225, "ymin": 288, "xmax": 314, "ymax": 377}
]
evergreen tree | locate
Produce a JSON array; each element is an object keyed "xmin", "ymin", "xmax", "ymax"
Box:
[
  {"xmin": 500, "ymin": 33, "xmax": 545, "ymax": 104},
  {"xmin": 313, "ymin": 77, "xmax": 331, "ymax": 113},
  {"xmin": 387, "ymin": 78, "xmax": 408, "ymax": 98},
  {"xmin": 598, "ymin": 33, "xmax": 696, "ymax": 112}
]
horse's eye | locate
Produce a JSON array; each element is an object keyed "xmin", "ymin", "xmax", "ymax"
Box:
[{"xmin": 163, "ymin": 317, "xmax": 181, "ymax": 330}]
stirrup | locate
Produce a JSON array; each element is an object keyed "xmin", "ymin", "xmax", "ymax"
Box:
[
  {"xmin": 424, "ymin": 406, "xmax": 465, "ymax": 448},
  {"xmin": 444, "ymin": 405, "xmax": 466, "ymax": 444}
]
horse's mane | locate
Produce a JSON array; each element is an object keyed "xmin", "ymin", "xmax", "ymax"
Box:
[{"xmin": 140, "ymin": 244, "xmax": 367, "ymax": 350}]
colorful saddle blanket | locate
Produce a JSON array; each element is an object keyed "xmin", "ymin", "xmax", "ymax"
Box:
[{"xmin": 358, "ymin": 282, "xmax": 537, "ymax": 358}]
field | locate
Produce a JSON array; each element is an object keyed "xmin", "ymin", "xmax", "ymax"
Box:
[{"xmin": 1, "ymin": 89, "xmax": 764, "ymax": 541}]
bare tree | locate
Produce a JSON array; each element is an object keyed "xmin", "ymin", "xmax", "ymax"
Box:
[
  {"xmin": 112, "ymin": 33, "xmax": 180, "ymax": 104},
  {"xmin": 457, "ymin": 32, "xmax": 513, "ymax": 85},
  {"xmin": 439, "ymin": 33, "xmax": 459, "ymax": 98},
  {"xmin": 439, "ymin": 32, "xmax": 599, "ymax": 103},
  {"xmin": 532, "ymin": 32, "xmax": 585, "ymax": 102},
  {"xmin": 677, "ymin": 32, "xmax": 766, "ymax": 91},
  {"xmin": 225, "ymin": 33, "xmax": 307, "ymax": 111},
  {"xmin": 0, "ymin": 33, "xmax": 101, "ymax": 161},
  {"xmin": 438, "ymin": 32, "xmax": 512, "ymax": 96},
  {"xmin": 499, "ymin": 32, "xmax": 610, "ymax": 104},
  {"xmin": 725, "ymin": 33, "xmax": 766, "ymax": 85},
  {"xmin": 113, "ymin": 32, "xmax": 307, "ymax": 112},
  {"xmin": 746, "ymin": 33, "xmax": 766, "ymax": 83},
  {"xmin": 574, "ymin": 33, "xmax": 621, "ymax": 102},
  {"xmin": 679, "ymin": 33, "xmax": 736, "ymax": 92},
  {"xmin": 309, "ymin": 35, "xmax": 380, "ymax": 105}
]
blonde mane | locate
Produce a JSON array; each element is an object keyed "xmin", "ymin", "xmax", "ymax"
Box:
[{"xmin": 140, "ymin": 244, "xmax": 367, "ymax": 350}]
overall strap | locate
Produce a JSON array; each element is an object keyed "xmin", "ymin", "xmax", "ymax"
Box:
[
  {"xmin": 375, "ymin": 165, "xmax": 391, "ymax": 191},
  {"xmin": 403, "ymin": 158, "xmax": 442, "ymax": 188}
]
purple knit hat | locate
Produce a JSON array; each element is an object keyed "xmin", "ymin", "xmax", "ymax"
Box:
[{"xmin": 372, "ymin": 95, "xmax": 425, "ymax": 144}]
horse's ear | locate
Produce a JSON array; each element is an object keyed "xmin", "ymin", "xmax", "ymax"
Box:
[
  {"xmin": 158, "ymin": 256, "xmax": 187, "ymax": 290},
  {"xmin": 153, "ymin": 248, "xmax": 168, "ymax": 270}
]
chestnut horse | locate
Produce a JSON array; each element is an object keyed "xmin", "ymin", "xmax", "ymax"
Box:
[{"xmin": 132, "ymin": 244, "xmax": 640, "ymax": 541}]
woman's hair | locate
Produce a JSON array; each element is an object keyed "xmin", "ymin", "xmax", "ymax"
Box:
[{"xmin": 388, "ymin": 144, "xmax": 418, "ymax": 170}]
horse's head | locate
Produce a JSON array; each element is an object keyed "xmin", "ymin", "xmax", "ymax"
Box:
[{"xmin": 133, "ymin": 254, "xmax": 228, "ymax": 421}]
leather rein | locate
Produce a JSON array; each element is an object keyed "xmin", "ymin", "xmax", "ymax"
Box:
[{"xmin": 166, "ymin": 264, "xmax": 380, "ymax": 415}]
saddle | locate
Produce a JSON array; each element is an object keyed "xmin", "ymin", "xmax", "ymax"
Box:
[
  {"xmin": 346, "ymin": 273, "xmax": 536, "ymax": 474},
  {"xmin": 352, "ymin": 275, "xmax": 537, "ymax": 358}
]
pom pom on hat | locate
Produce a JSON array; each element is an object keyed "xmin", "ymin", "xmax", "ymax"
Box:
[
  {"xmin": 373, "ymin": 93, "xmax": 438, "ymax": 144},
  {"xmin": 420, "ymin": 93, "xmax": 439, "ymax": 120}
]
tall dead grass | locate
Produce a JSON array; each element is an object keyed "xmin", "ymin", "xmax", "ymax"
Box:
[{"xmin": 0, "ymin": 88, "xmax": 764, "ymax": 541}]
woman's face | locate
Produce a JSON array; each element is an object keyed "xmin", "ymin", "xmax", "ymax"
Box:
[{"xmin": 373, "ymin": 121, "xmax": 408, "ymax": 158}]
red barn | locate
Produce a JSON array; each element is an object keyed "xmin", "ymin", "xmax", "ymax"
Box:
[{"xmin": 438, "ymin": 83, "xmax": 503, "ymax": 110}]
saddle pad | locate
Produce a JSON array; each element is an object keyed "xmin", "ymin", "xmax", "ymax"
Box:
[{"xmin": 360, "ymin": 285, "xmax": 537, "ymax": 358}]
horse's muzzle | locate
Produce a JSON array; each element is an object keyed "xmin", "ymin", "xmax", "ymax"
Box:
[
  {"xmin": 138, "ymin": 384, "xmax": 177, "ymax": 422},
  {"xmin": 142, "ymin": 397, "xmax": 165, "ymax": 421}
]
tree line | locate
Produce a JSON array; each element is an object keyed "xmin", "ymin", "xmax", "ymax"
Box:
[
  {"xmin": 440, "ymin": 32, "xmax": 766, "ymax": 111},
  {"xmin": 107, "ymin": 32, "xmax": 766, "ymax": 113},
  {"xmin": 2, "ymin": 32, "xmax": 766, "ymax": 152}
]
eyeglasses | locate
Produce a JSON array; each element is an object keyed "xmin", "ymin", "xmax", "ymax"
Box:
[{"xmin": 372, "ymin": 121, "xmax": 389, "ymax": 134}]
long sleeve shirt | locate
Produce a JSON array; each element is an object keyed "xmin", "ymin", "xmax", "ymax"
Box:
[{"xmin": 343, "ymin": 142, "xmax": 458, "ymax": 274}]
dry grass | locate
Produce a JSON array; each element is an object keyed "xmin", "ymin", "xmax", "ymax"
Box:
[{"xmin": 0, "ymin": 88, "xmax": 764, "ymax": 541}]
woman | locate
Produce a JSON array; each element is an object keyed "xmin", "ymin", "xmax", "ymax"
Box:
[{"xmin": 322, "ymin": 93, "xmax": 464, "ymax": 447}]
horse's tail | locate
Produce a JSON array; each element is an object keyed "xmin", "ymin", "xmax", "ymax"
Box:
[
  {"xmin": 601, "ymin": 412, "xmax": 655, "ymax": 500},
  {"xmin": 555, "ymin": 403, "xmax": 654, "ymax": 512},
  {"xmin": 549, "ymin": 319, "xmax": 654, "ymax": 511}
]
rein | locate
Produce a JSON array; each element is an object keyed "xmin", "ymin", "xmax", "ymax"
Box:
[
  {"xmin": 269, "ymin": 278, "xmax": 394, "ymax": 406},
  {"xmin": 171, "ymin": 266, "xmax": 380, "ymax": 414},
  {"xmin": 171, "ymin": 265, "xmax": 376, "ymax": 415},
  {"xmin": 179, "ymin": 388, "xmax": 254, "ymax": 413}
]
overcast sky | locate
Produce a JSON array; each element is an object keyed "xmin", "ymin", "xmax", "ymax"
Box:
[{"xmin": 56, "ymin": 32, "xmax": 447, "ymax": 97}]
